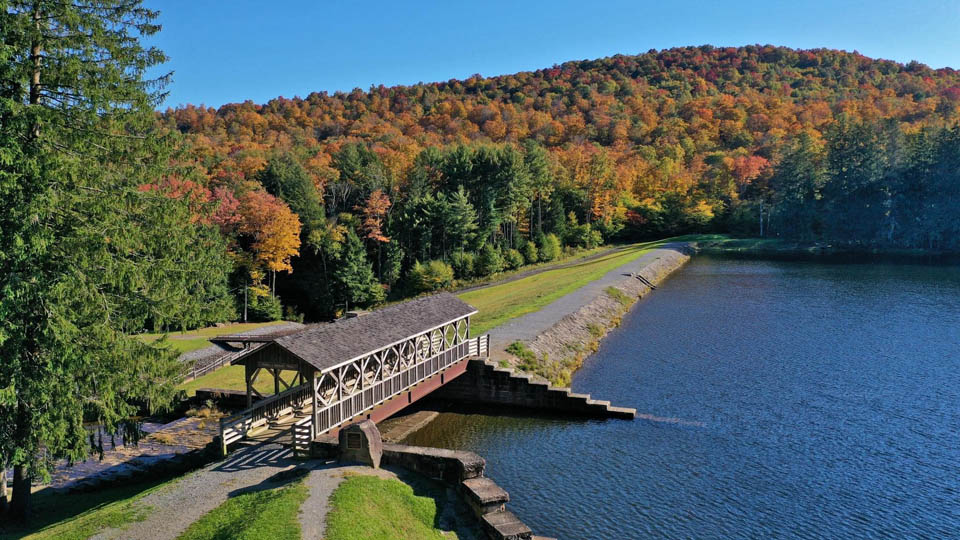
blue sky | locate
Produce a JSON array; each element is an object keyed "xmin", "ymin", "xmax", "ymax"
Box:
[{"xmin": 144, "ymin": 0, "xmax": 960, "ymax": 109}]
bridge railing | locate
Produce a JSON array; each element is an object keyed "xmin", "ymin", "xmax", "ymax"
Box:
[
  {"xmin": 292, "ymin": 415, "xmax": 314, "ymax": 457},
  {"xmin": 310, "ymin": 334, "xmax": 490, "ymax": 444},
  {"xmin": 223, "ymin": 334, "xmax": 491, "ymax": 456},
  {"xmin": 219, "ymin": 381, "xmax": 312, "ymax": 454}
]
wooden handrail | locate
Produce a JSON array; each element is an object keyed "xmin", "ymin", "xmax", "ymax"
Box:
[{"xmin": 220, "ymin": 334, "xmax": 491, "ymax": 456}]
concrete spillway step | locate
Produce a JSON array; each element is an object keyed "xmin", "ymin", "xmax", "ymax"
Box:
[
  {"xmin": 481, "ymin": 510, "xmax": 533, "ymax": 540},
  {"xmin": 462, "ymin": 477, "xmax": 510, "ymax": 516},
  {"xmin": 435, "ymin": 358, "xmax": 637, "ymax": 419}
]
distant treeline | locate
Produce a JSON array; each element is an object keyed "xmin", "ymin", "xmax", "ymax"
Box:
[
  {"xmin": 767, "ymin": 120, "xmax": 960, "ymax": 249},
  {"xmin": 156, "ymin": 45, "xmax": 960, "ymax": 321}
]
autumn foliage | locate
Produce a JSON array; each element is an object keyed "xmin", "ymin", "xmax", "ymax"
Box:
[{"xmin": 156, "ymin": 45, "xmax": 960, "ymax": 318}]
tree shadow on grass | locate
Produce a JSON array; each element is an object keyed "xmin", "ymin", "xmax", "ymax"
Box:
[
  {"xmin": 0, "ymin": 472, "xmax": 177, "ymax": 540},
  {"xmin": 388, "ymin": 466, "xmax": 486, "ymax": 540}
]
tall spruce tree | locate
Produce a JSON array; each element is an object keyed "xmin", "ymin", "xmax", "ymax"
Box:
[
  {"xmin": 333, "ymin": 230, "xmax": 384, "ymax": 311},
  {"xmin": 0, "ymin": 1, "xmax": 233, "ymax": 520}
]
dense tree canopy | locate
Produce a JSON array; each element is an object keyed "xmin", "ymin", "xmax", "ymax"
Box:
[
  {"xmin": 0, "ymin": 0, "xmax": 233, "ymax": 520},
  {"xmin": 155, "ymin": 45, "xmax": 960, "ymax": 319}
]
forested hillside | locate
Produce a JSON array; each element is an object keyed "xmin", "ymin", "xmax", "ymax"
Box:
[{"xmin": 160, "ymin": 45, "xmax": 960, "ymax": 320}]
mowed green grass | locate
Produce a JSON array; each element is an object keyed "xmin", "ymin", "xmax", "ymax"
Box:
[
  {"xmin": 459, "ymin": 239, "xmax": 669, "ymax": 335},
  {"xmin": 176, "ymin": 479, "xmax": 308, "ymax": 540},
  {"xmin": 178, "ymin": 365, "xmax": 301, "ymax": 397},
  {"xmin": 325, "ymin": 475, "xmax": 455, "ymax": 540},
  {"xmin": 138, "ymin": 321, "xmax": 287, "ymax": 355},
  {"xmin": 3, "ymin": 475, "xmax": 181, "ymax": 540}
]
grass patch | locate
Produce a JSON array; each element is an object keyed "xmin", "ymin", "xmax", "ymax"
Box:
[
  {"xmin": 604, "ymin": 286, "xmax": 633, "ymax": 307},
  {"xmin": 177, "ymin": 365, "xmax": 299, "ymax": 397},
  {"xmin": 137, "ymin": 321, "xmax": 287, "ymax": 355},
  {"xmin": 2, "ymin": 474, "xmax": 182, "ymax": 540},
  {"xmin": 507, "ymin": 341, "xmax": 537, "ymax": 362},
  {"xmin": 325, "ymin": 474, "xmax": 459, "ymax": 540},
  {"xmin": 586, "ymin": 323, "xmax": 604, "ymax": 338},
  {"xmin": 177, "ymin": 479, "xmax": 308, "ymax": 540},
  {"xmin": 505, "ymin": 342, "xmax": 568, "ymax": 385},
  {"xmin": 459, "ymin": 239, "xmax": 670, "ymax": 335}
]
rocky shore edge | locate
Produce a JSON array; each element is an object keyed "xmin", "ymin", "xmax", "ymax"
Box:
[{"xmin": 510, "ymin": 243, "xmax": 694, "ymax": 384}]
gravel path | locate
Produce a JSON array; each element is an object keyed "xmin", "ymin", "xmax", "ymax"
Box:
[
  {"xmin": 488, "ymin": 243, "xmax": 689, "ymax": 352},
  {"xmin": 95, "ymin": 442, "xmax": 301, "ymax": 540},
  {"xmin": 298, "ymin": 465, "xmax": 399, "ymax": 540}
]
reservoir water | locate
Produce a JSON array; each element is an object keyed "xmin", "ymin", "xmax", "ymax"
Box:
[{"xmin": 406, "ymin": 255, "xmax": 960, "ymax": 539}]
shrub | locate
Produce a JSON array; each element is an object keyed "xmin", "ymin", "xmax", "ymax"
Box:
[
  {"xmin": 475, "ymin": 243, "xmax": 504, "ymax": 276},
  {"xmin": 568, "ymin": 223, "xmax": 604, "ymax": 248},
  {"xmin": 407, "ymin": 260, "xmax": 454, "ymax": 293},
  {"xmin": 521, "ymin": 240, "xmax": 539, "ymax": 264},
  {"xmin": 449, "ymin": 251, "xmax": 475, "ymax": 279},
  {"xmin": 537, "ymin": 233, "xmax": 561, "ymax": 262},
  {"xmin": 506, "ymin": 341, "xmax": 539, "ymax": 371},
  {"xmin": 587, "ymin": 322, "xmax": 604, "ymax": 338},
  {"xmin": 247, "ymin": 290, "xmax": 283, "ymax": 321},
  {"xmin": 504, "ymin": 248, "xmax": 524, "ymax": 270}
]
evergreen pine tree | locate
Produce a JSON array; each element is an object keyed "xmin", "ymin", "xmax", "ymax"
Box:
[
  {"xmin": 0, "ymin": 1, "xmax": 234, "ymax": 520},
  {"xmin": 334, "ymin": 230, "xmax": 385, "ymax": 310}
]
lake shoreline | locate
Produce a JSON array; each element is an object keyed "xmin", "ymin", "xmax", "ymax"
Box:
[
  {"xmin": 495, "ymin": 242, "xmax": 694, "ymax": 386},
  {"xmin": 697, "ymin": 236, "xmax": 960, "ymax": 260}
]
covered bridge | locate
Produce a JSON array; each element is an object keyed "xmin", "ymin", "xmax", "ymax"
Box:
[{"xmin": 216, "ymin": 293, "xmax": 488, "ymax": 455}]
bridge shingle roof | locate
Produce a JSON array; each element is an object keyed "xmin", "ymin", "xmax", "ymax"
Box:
[{"xmin": 274, "ymin": 292, "xmax": 477, "ymax": 372}]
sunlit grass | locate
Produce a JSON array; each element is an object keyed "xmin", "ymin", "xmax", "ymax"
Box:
[
  {"xmin": 178, "ymin": 365, "xmax": 301, "ymax": 397},
  {"xmin": 459, "ymin": 238, "xmax": 671, "ymax": 335},
  {"xmin": 138, "ymin": 321, "xmax": 288, "ymax": 355},
  {"xmin": 325, "ymin": 474, "xmax": 456, "ymax": 540},
  {"xmin": 176, "ymin": 479, "xmax": 308, "ymax": 540}
]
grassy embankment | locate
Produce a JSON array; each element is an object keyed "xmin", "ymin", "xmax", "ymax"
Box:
[
  {"xmin": 137, "ymin": 321, "xmax": 298, "ymax": 398},
  {"xmin": 138, "ymin": 321, "xmax": 287, "ymax": 355},
  {"xmin": 1, "ymin": 475, "xmax": 182, "ymax": 540},
  {"xmin": 460, "ymin": 238, "xmax": 671, "ymax": 335},
  {"xmin": 175, "ymin": 246, "xmax": 619, "ymax": 396},
  {"xmin": 695, "ymin": 234, "xmax": 960, "ymax": 256},
  {"xmin": 176, "ymin": 479, "xmax": 308, "ymax": 540},
  {"xmin": 325, "ymin": 474, "xmax": 465, "ymax": 540}
]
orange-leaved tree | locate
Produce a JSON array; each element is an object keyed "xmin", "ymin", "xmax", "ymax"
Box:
[{"xmin": 238, "ymin": 190, "xmax": 302, "ymax": 292}]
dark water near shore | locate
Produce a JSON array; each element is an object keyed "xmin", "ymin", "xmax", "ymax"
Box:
[{"xmin": 406, "ymin": 255, "xmax": 960, "ymax": 539}]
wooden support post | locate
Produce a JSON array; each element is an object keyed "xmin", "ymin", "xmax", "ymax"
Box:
[
  {"xmin": 218, "ymin": 419, "xmax": 228, "ymax": 457},
  {"xmin": 244, "ymin": 363, "xmax": 254, "ymax": 409},
  {"xmin": 310, "ymin": 370, "xmax": 319, "ymax": 436},
  {"xmin": 273, "ymin": 368, "xmax": 280, "ymax": 396}
]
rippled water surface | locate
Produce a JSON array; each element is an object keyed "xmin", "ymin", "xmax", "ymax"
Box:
[{"xmin": 406, "ymin": 255, "xmax": 960, "ymax": 539}]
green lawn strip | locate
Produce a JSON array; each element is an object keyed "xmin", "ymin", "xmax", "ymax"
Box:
[
  {"xmin": 138, "ymin": 321, "xmax": 288, "ymax": 355},
  {"xmin": 325, "ymin": 474, "xmax": 456, "ymax": 540},
  {"xmin": 449, "ymin": 244, "xmax": 610, "ymax": 290},
  {"xmin": 460, "ymin": 239, "xmax": 669, "ymax": 335},
  {"xmin": 3, "ymin": 474, "xmax": 182, "ymax": 540},
  {"xmin": 178, "ymin": 365, "xmax": 300, "ymax": 397},
  {"xmin": 176, "ymin": 479, "xmax": 308, "ymax": 540}
]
